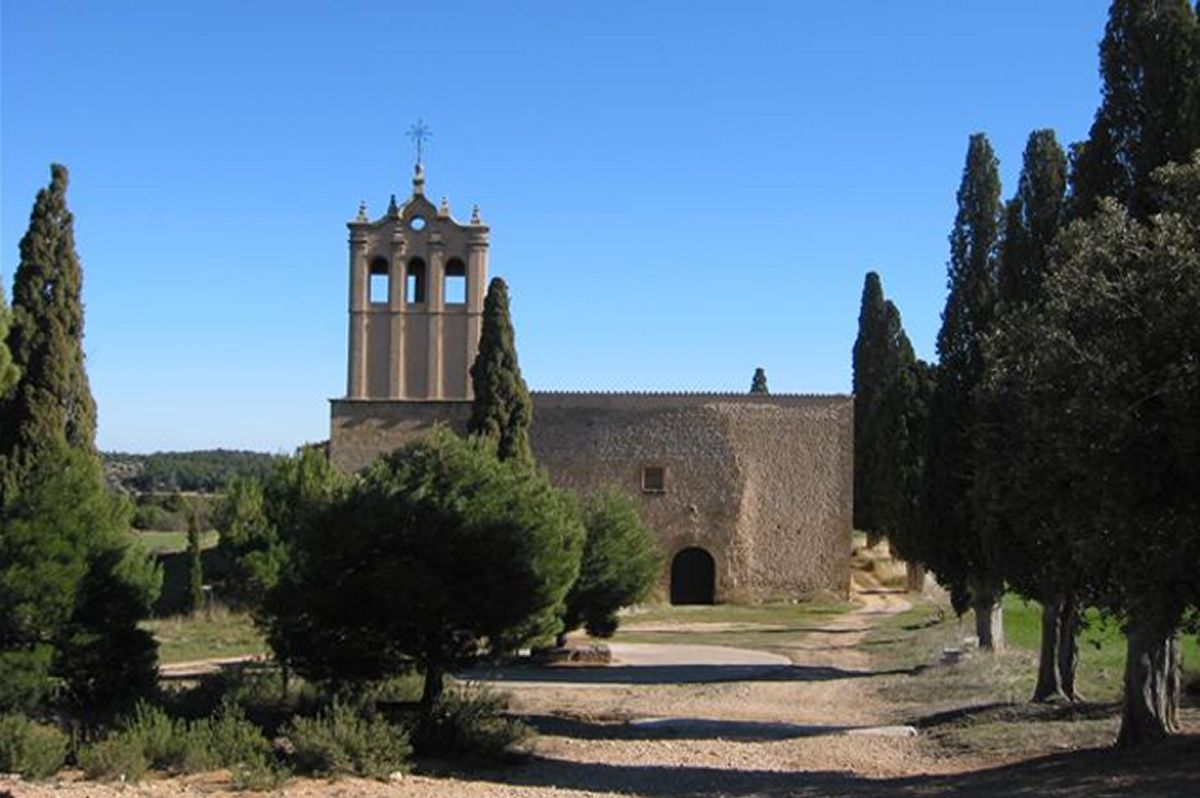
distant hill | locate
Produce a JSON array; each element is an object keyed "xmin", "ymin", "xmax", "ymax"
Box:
[{"xmin": 102, "ymin": 449, "xmax": 283, "ymax": 493}]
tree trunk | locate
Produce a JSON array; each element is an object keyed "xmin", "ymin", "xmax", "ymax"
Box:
[
  {"xmin": 420, "ymin": 663, "xmax": 445, "ymax": 719},
  {"xmin": 1057, "ymin": 594, "xmax": 1082, "ymax": 701},
  {"xmin": 904, "ymin": 562, "xmax": 926, "ymax": 593},
  {"xmin": 1117, "ymin": 619, "xmax": 1180, "ymax": 748},
  {"xmin": 1032, "ymin": 597, "xmax": 1064, "ymax": 702},
  {"xmin": 970, "ymin": 579, "xmax": 1005, "ymax": 652}
]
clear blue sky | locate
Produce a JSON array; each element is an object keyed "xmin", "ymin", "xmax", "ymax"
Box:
[{"xmin": 2, "ymin": 1, "xmax": 1108, "ymax": 453}]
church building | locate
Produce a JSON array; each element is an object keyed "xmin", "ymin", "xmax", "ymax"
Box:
[{"xmin": 329, "ymin": 165, "xmax": 853, "ymax": 603}]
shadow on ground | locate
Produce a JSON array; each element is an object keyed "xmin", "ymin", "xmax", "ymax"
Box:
[
  {"xmin": 465, "ymin": 662, "xmax": 917, "ymax": 686},
  {"xmin": 423, "ymin": 734, "xmax": 1200, "ymax": 798}
]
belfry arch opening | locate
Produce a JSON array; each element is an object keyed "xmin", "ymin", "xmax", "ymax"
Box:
[
  {"xmin": 368, "ymin": 257, "xmax": 390, "ymax": 304},
  {"xmin": 444, "ymin": 258, "xmax": 466, "ymax": 304},
  {"xmin": 406, "ymin": 258, "xmax": 427, "ymax": 304},
  {"xmin": 670, "ymin": 547, "xmax": 715, "ymax": 605}
]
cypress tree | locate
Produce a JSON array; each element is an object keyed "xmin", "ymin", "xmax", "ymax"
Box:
[
  {"xmin": 0, "ymin": 280, "xmax": 18, "ymax": 398},
  {"xmin": 0, "ymin": 166, "xmax": 159, "ymax": 716},
  {"xmin": 749, "ymin": 367, "xmax": 769, "ymax": 394},
  {"xmin": 1000, "ymin": 130, "xmax": 1067, "ymax": 308},
  {"xmin": 924, "ymin": 134, "xmax": 1004, "ymax": 649},
  {"xmin": 186, "ymin": 506, "xmax": 204, "ymax": 615},
  {"xmin": 0, "ymin": 164, "xmax": 96, "ymax": 494},
  {"xmin": 468, "ymin": 278, "xmax": 533, "ymax": 466},
  {"xmin": 1071, "ymin": 0, "xmax": 1200, "ymax": 219},
  {"xmin": 986, "ymin": 129, "xmax": 1078, "ymax": 700},
  {"xmin": 851, "ymin": 272, "xmax": 888, "ymax": 535}
]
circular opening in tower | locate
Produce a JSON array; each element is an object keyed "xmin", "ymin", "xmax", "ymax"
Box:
[
  {"xmin": 670, "ymin": 547, "xmax": 715, "ymax": 605},
  {"xmin": 409, "ymin": 215, "xmax": 426, "ymax": 230}
]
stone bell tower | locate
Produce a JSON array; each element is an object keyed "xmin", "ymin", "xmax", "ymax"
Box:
[{"xmin": 345, "ymin": 164, "xmax": 489, "ymax": 400}]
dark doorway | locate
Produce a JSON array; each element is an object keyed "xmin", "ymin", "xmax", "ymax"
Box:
[{"xmin": 670, "ymin": 547, "xmax": 715, "ymax": 605}]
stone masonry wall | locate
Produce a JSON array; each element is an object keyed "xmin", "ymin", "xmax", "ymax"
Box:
[{"xmin": 329, "ymin": 392, "xmax": 852, "ymax": 601}]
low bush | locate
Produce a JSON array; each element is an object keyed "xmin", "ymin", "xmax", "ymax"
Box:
[
  {"xmin": 79, "ymin": 733, "xmax": 148, "ymax": 782},
  {"xmin": 282, "ymin": 700, "xmax": 410, "ymax": 779},
  {"xmin": 412, "ymin": 686, "xmax": 530, "ymax": 761},
  {"xmin": 203, "ymin": 699, "xmax": 272, "ymax": 768},
  {"xmin": 79, "ymin": 699, "xmax": 270, "ymax": 779},
  {"xmin": 0, "ymin": 713, "xmax": 69, "ymax": 780}
]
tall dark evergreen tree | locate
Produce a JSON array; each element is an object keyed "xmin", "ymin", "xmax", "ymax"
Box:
[
  {"xmin": 924, "ymin": 134, "xmax": 1005, "ymax": 649},
  {"xmin": 985, "ymin": 129, "xmax": 1079, "ymax": 700},
  {"xmin": 984, "ymin": 124, "xmax": 1080, "ymax": 696},
  {"xmin": 749, "ymin": 367, "xmax": 769, "ymax": 394},
  {"xmin": 468, "ymin": 278, "xmax": 533, "ymax": 466},
  {"xmin": 0, "ymin": 164, "xmax": 96, "ymax": 495},
  {"xmin": 0, "ymin": 165, "xmax": 159, "ymax": 716},
  {"xmin": 185, "ymin": 506, "xmax": 204, "ymax": 616},
  {"xmin": 0, "ymin": 280, "xmax": 18, "ymax": 398},
  {"xmin": 866, "ymin": 298, "xmax": 933, "ymax": 593},
  {"xmin": 983, "ymin": 155, "xmax": 1200, "ymax": 746},
  {"xmin": 851, "ymin": 272, "xmax": 888, "ymax": 535},
  {"xmin": 999, "ymin": 130, "xmax": 1068, "ymax": 309},
  {"xmin": 1070, "ymin": 0, "xmax": 1200, "ymax": 219}
]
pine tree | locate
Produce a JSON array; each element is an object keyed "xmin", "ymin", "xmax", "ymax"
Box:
[
  {"xmin": 468, "ymin": 278, "xmax": 533, "ymax": 466},
  {"xmin": 0, "ymin": 280, "xmax": 18, "ymax": 398},
  {"xmin": 924, "ymin": 134, "xmax": 1005, "ymax": 649},
  {"xmin": 0, "ymin": 164, "xmax": 96, "ymax": 495},
  {"xmin": 1070, "ymin": 0, "xmax": 1200, "ymax": 219},
  {"xmin": 186, "ymin": 505, "xmax": 204, "ymax": 615},
  {"xmin": 749, "ymin": 367, "xmax": 769, "ymax": 394},
  {"xmin": 851, "ymin": 272, "xmax": 888, "ymax": 535}
]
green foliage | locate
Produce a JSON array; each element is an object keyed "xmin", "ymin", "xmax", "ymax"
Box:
[
  {"xmin": 265, "ymin": 428, "xmax": 584, "ymax": 715},
  {"xmin": 0, "ymin": 280, "xmax": 18, "ymax": 399},
  {"xmin": 978, "ymin": 129, "xmax": 1078, "ymax": 616},
  {"xmin": 851, "ymin": 271, "xmax": 888, "ymax": 532},
  {"xmin": 0, "ymin": 713, "xmax": 68, "ymax": 780},
  {"xmin": 102, "ymin": 449, "xmax": 282, "ymax": 494},
  {"xmin": 0, "ymin": 449, "xmax": 161, "ymax": 716},
  {"xmin": 562, "ymin": 489, "xmax": 663, "ymax": 640},
  {"xmin": 186, "ymin": 506, "xmax": 204, "ymax": 615},
  {"xmin": 852, "ymin": 271, "xmax": 930, "ymax": 558},
  {"xmin": 81, "ymin": 699, "xmax": 271, "ymax": 777},
  {"xmin": 984, "ymin": 155, "xmax": 1200, "ymax": 626},
  {"xmin": 411, "ymin": 686, "xmax": 530, "ymax": 761},
  {"xmin": 923, "ymin": 133, "xmax": 1003, "ymax": 612},
  {"xmin": 79, "ymin": 734, "xmax": 149, "ymax": 781},
  {"xmin": 212, "ymin": 447, "xmax": 342, "ymax": 610},
  {"xmin": 749, "ymin": 367, "xmax": 769, "ymax": 394},
  {"xmin": 0, "ymin": 164, "xmax": 96, "ymax": 493},
  {"xmin": 282, "ymin": 700, "xmax": 410, "ymax": 779},
  {"xmin": 1071, "ymin": 1, "xmax": 1200, "ymax": 219},
  {"xmin": 468, "ymin": 277, "xmax": 534, "ymax": 466},
  {"xmin": 983, "ymin": 154, "xmax": 1200, "ymax": 744},
  {"xmin": 999, "ymin": 130, "xmax": 1067, "ymax": 309}
]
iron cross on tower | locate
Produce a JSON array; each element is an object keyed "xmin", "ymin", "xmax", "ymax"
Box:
[{"xmin": 407, "ymin": 120, "xmax": 432, "ymax": 167}]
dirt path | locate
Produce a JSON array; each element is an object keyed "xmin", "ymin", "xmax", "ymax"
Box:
[{"xmin": 15, "ymin": 584, "xmax": 1195, "ymax": 797}]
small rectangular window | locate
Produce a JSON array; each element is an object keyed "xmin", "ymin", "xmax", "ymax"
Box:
[{"xmin": 642, "ymin": 466, "xmax": 665, "ymax": 493}]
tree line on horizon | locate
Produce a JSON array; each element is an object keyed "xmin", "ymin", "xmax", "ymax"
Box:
[{"xmin": 853, "ymin": 0, "xmax": 1200, "ymax": 749}]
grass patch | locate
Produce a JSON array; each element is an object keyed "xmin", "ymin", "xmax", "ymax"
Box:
[
  {"xmin": 613, "ymin": 600, "xmax": 853, "ymax": 659},
  {"xmin": 865, "ymin": 592, "xmax": 1200, "ymax": 761},
  {"xmin": 143, "ymin": 605, "xmax": 267, "ymax": 664},
  {"xmin": 1001, "ymin": 595, "xmax": 1200, "ymax": 702},
  {"xmin": 133, "ymin": 529, "xmax": 219, "ymax": 555}
]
